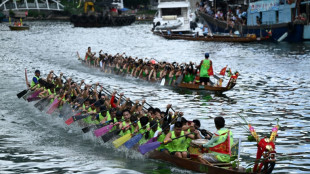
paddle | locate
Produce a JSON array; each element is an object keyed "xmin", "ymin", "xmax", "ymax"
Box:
[
  {"xmin": 82, "ymin": 119, "xmax": 116, "ymax": 133},
  {"xmin": 101, "ymin": 129, "xmax": 122, "ymax": 143},
  {"xmin": 94, "ymin": 121, "xmax": 123, "ymax": 137},
  {"xmin": 112, "ymin": 133, "xmax": 132, "ymax": 148},
  {"xmin": 160, "ymin": 78, "xmax": 165, "ymax": 86},
  {"xmin": 65, "ymin": 113, "xmax": 90, "ymax": 125},
  {"xmin": 138, "ymin": 111, "xmax": 180, "ymax": 154},
  {"xmin": 17, "ymin": 68, "xmax": 30, "ymax": 98},
  {"xmin": 17, "ymin": 89, "xmax": 29, "ymax": 98},
  {"xmin": 139, "ymin": 133, "xmax": 191, "ymax": 155},
  {"xmin": 174, "ymin": 75, "xmax": 183, "ymax": 86},
  {"xmin": 124, "ymin": 107, "xmax": 174, "ymax": 149},
  {"xmin": 22, "ymin": 90, "xmax": 35, "ymax": 100},
  {"xmin": 46, "ymin": 95, "xmax": 65, "ymax": 114},
  {"xmin": 123, "ymin": 133, "xmax": 143, "ymax": 149},
  {"xmin": 111, "ymin": 120, "xmax": 138, "ymax": 148},
  {"xmin": 27, "ymin": 90, "xmax": 41, "ymax": 102},
  {"xmin": 34, "ymin": 97, "xmax": 50, "ymax": 111}
]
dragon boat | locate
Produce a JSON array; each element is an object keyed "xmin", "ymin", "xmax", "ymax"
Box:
[
  {"xmin": 78, "ymin": 58, "xmax": 238, "ymax": 94},
  {"xmin": 153, "ymin": 32, "xmax": 265, "ymax": 43},
  {"xmin": 17, "ymin": 69, "xmax": 277, "ymax": 174}
]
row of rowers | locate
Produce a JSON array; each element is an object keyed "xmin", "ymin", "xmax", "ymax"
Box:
[
  {"xmin": 84, "ymin": 47, "xmax": 214, "ymax": 86},
  {"xmin": 30, "ymin": 70, "xmax": 234, "ymax": 164}
]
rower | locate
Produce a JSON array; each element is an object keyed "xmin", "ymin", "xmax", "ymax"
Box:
[
  {"xmin": 154, "ymin": 121, "xmax": 170, "ymax": 154},
  {"xmin": 199, "ymin": 116, "xmax": 234, "ymax": 163},
  {"xmin": 119, "ymin": 109, "xmax": 132, "ymax": 136},
  {"xmin": 164, "ymin": 121, "xmax": 196, "ymax": 158},
  {"xmin": 30, "ymin": 70, "xmax": 41, "ymax": 88},
  {"xmin": 136, "ymin": 116, "xmax": 150, "ymax": 144},
  {"xmin": 85, "ymin": 47, "xmax": 98, "ymax": 66},
  {"xmin": 98, "ymin": 106, "xmax": 108, "ymax": 123}
]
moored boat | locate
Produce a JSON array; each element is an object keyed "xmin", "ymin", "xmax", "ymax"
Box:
[
  {"xmin": 197, "ymin": 0, "xmax": 310, "ymax": 42},
  {"xmin": 9, "ymin": 25, "xmax": 29, "ymax": 31},
  {"xmin": 153, "ymin": 31, "xmax": 264, "ymax": 42},
  {"xmin": 70, "ymin": 0, "xmax": 135, "ymax": 27},
  {"xmin": 152, "ymin": 0, "xmax": 201, "ymax": 34}
]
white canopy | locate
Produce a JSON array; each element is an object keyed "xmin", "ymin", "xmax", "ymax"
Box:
[{"xmin": 158, "ymin": 2, "xmax": 190, "ymax": 8}]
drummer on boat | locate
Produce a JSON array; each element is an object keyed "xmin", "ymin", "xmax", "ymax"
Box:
[
  {"xmin": 196, "ymin": 53, "xmax": 213, "ymax": 86},
  {"xmin": 30, "ymin": 70, "xmax": 41, "ymax": 88},
  {"xmin": 198, "ymin": 116, "xmax": 234, "ymax": 164}
]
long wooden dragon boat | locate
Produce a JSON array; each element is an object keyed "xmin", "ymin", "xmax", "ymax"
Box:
[
  {"xmin": 148, "ymin": 151, "xmax": 247, "ymax": 174},
  {"xmin": 79, "ymin": 60, "xmax": 237, "ymax": 94},
  {"xmin": 17, "ymin": 69, "xmax": 277, "ymax": 174},
  {"xmin": 153, "ymin": 32, "xmax": 263, "ymax": 43}
]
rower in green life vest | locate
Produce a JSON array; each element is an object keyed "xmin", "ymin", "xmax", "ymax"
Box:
[
  {"xmin": 31, "ymin": 70, "xmax": 41, "ymax": 88},
  {"xmin": 136, "ymin": 116, "xmax": 150, "ymax": 145},
  {"xmin": 164, "ymin": 121, "xmax": 196, "ymax": 158},
  {"xmin": 119, "ymin": 109, "xmax": 135, "ymax": 136},
  {"xmin": 197, "ymin": 53, "xmax": 212, "ymax": 86},
  {"xmin": 154, "ymin": 121, "xmax": 171, "ymax": 154},
  {"xmin": 199, "ymin": 116, "xmax": 234, "ymax": 163}
]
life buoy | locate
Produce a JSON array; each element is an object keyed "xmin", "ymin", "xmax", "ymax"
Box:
[
  {"xmin": 88, "ymin": 15, "xmax": 96, "ymax": 24},
  {"xmin": 80, "ymin": 15, "xmax": 88, "ymax": 24},
  {"xmin": 97, "ymin": 16, "xmax": 104, "ymax": 24},
  {"xmin": 70, "ymin": 15, "xmax": 79, "ymax": 23}
]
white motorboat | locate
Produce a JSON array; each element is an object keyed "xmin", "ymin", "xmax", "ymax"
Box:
[{"xmin": 153, "ymin": 0, "xmax": 200, "ymax": 33}]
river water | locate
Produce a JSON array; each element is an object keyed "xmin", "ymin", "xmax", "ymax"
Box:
[{"xmin": 0, "ymin": 21, "xmax": 310, "ymax": 174}]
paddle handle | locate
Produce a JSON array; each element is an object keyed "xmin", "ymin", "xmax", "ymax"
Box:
[
  {"xmin": 121, "ymin": 120, "xmax": 138, "ymax": 131},
  {"xmin": 162, "ymin": 133, "xmax": 193, "ymax": 145},
  {"xmin": 25, "ymin": 68, "xmax": 29, "ymax": 89}
]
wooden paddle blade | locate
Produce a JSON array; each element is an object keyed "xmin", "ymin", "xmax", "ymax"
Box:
[
  {"xmin": 82, "ymin": 125, "xmax": 94, "ymax": 133},
  {"xmin": 46, "ymin": 98, "xmax": 59, "ymax": 114},
  {"xmin": 139, "ymin": 141, "xmax": 161, "ymax": 155},
  {"xmin": 17, "ymin": 89, "xmax": 28, "ymax": 98},
  {"xmin": 27, "ymin": 90, "xmax": 41, "ymax": 101},
  {"xmin": 65, "ymin": 117, "xmax": 74, "ymax": 125},
  {"xmin": 27, "ymin": 97, "xmax": 41, "ymax": 102},
  {"xmin": 34, "ymin": 98, "xmax": 48, "ymax": 108},
  {"xmin": 124, "ymin": 134, "xmax": 143, "ymax": 149},
  {"xmin": 94, "ymin": 125, "xmax": 113, "ymax": 137},
  {"xmin": 72, "ymin": 115, "xmax": 89, "ymax": 121},
  {"xmin": 22, "ymin": 91, "xmax": 34, "ymax": 100},
  {"xmin": 101, "ymin": 129, "xmax": 121, "ymax": 143},
  {"xmin": 112, "ymin": 134, "xmax": 132, "ymax": 148},
  {"xmin": 160, "ymin": 78, "xmax": 165, "ymax": 86},
  {"xmin": 37, "ymin": 99, "xmax": 51, "ymax": 112},
  {"xmin": 145, "ymin": 137, "xmax": 158, "ymax": 144}
]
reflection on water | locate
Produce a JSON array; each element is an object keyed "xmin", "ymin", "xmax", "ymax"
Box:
[{"xmin": 0, "ymin": 21, "xmax": 310, "ymax": 173}]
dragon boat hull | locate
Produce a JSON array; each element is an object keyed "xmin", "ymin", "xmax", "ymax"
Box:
[
  {"xmin": 148, "ymin": 151, "xmax": 249, "ymax": 174},
  {"xmin": 9, "ymin": 25, "xmax": 29, "ymax": 31},
  {"xmin": 153, "ymin": 32, "xmax": 263, "ymax": 43},
  {"xmin": 80, "ymin": 60, "xmax": 236, "ymax": 94}
]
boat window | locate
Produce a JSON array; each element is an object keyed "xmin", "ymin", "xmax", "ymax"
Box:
[
  {"xmin": 276, "ymin": 11, "xmax": 279, "ymax": 23},
  {"xmin": 162, "ymin": 8, "xmax": 181, "ymax": 16}
]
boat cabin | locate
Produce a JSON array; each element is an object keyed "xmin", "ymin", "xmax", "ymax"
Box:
[
  {"xmin": 247, "ymin": 0, "xmax": 310, "ymax": 26},
  {"xmin": 153, "ymin": 0, "xmax": 200, "ymax": 32}
]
